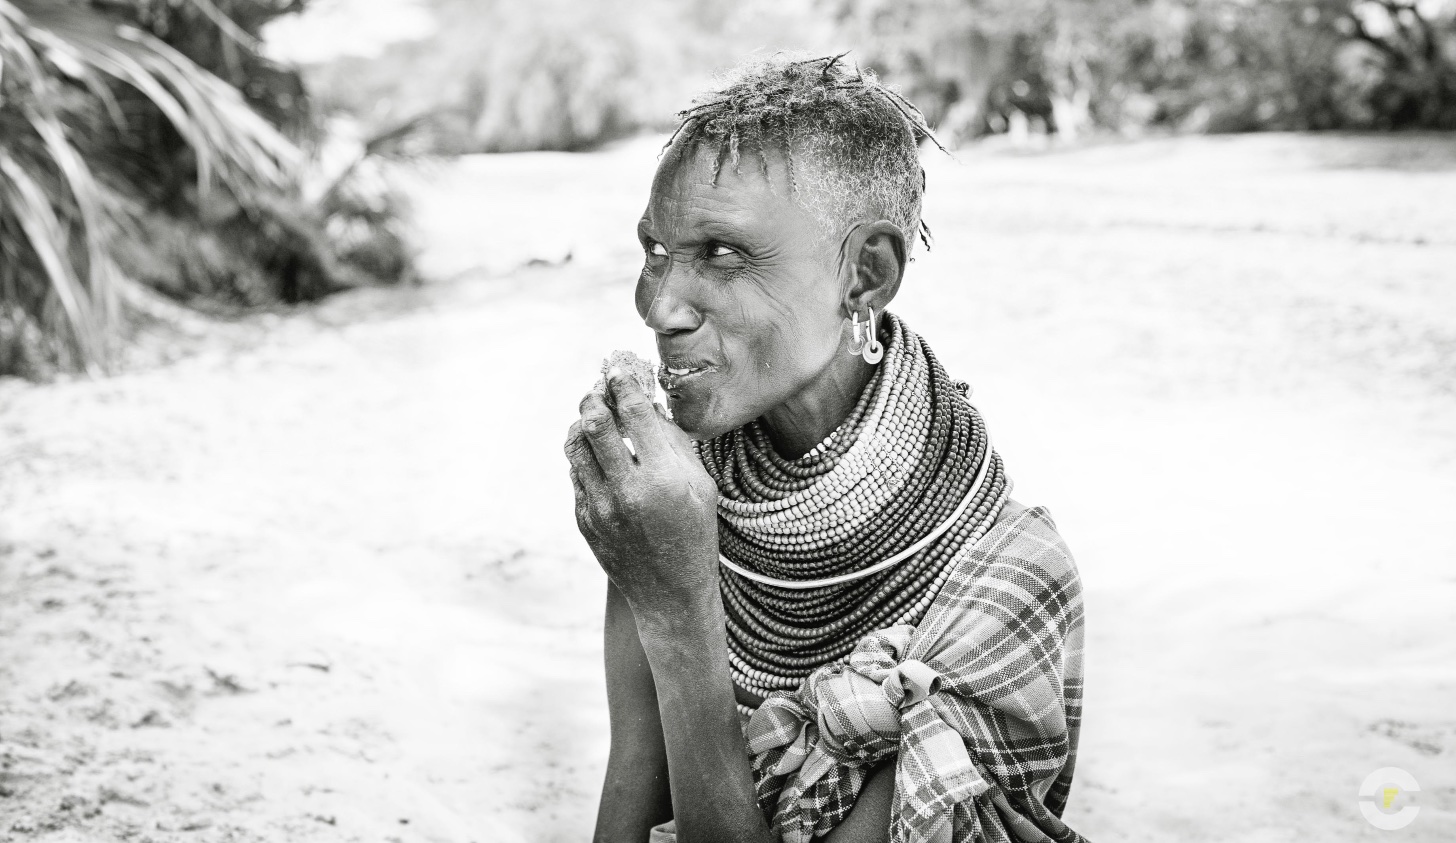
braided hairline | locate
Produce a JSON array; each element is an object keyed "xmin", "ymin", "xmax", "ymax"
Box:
[{"xmin": 663, "ymin": 53, "xmax": 942, "ymax": 254}]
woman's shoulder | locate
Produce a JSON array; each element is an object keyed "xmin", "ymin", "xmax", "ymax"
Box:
[
  {"xmin": 967, "ymin": 497, "xmax": 1079, "ymax": 582},
  {"xmin": 919, "ymin": 497, "xmax": 1084, "ymax": 642}
]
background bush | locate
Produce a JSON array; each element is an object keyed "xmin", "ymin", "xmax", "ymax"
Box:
[
  {"xmin": 8, "ymin": 0, "xmax": 1451, "ymax": 377},
  {"xmin": 0, "ymin": 0, "xmax": 416, "ymax": 378},
  {"xmin": 307, "ymin": 0, "xmax": 831, "ymax": 153},
  {"xmin": 306, "ymin": 0, "xmax": 1456, "ymax": 154},
  {"xmin": 830, "ymin": 0, "xmax": 1456, "ymax": 142}
]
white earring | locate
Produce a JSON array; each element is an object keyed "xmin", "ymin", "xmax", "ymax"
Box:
[
  {"xmin": 848, "ymin": 311, "xmax": 865, "ymax": 355},
  {"xmin": 862, "ymin": 307, "xmax": 883, "ymax": 364}
]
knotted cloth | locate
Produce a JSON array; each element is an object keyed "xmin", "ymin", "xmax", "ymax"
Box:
[{"xmin": 744, "ymin": 504, "xmax": 1086, "ymax": 842}]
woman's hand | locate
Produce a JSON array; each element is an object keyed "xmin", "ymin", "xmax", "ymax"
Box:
[{"xmin": 565, "ymin": 366, "xmax": 720, "ymax": 617}]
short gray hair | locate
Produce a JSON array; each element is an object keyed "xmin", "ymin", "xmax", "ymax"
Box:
[{"xmin": 665, "ymin": 52, "xmax": 939, "ymax": 255}]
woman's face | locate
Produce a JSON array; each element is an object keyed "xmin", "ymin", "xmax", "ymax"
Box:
[{"xmin": 635, "ymin": 142, "xmax": 845, "ymax": 440}]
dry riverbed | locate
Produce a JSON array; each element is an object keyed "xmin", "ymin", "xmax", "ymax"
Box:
[{"xmin": 2, "ymin": 133, "xmax": 1454, "ymax": 842}]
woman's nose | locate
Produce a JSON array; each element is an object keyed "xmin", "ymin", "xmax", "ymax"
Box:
[{"xmin": 643, "ymin": 277, "xmax": 702, "ymax": 335}]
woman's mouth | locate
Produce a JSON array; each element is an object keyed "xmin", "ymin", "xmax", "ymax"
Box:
[{"xmin": 658, "ymin": 361, "xmax": 717, "ymax": 391}]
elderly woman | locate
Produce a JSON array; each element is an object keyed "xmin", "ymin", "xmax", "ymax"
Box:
[{"xmin": 565, "ymin": 55, "xmax": 1086, "ymax": 843}]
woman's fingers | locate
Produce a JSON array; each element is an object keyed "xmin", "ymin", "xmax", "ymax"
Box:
[
  {"xmin": 578, "ymin": 388, "xmax": 637, "ymax": 478},
  {"xmin": 564, "ymin": 419, "xmax": 606, "ymax": 494},
  {"xmin": 605, "ymin": 367, "xmax": 671, "ymax": 466}
]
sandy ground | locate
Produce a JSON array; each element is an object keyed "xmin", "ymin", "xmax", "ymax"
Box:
[{"xmin": 1, "ymin": 133, "xmax": 1454, "ymax": 842}]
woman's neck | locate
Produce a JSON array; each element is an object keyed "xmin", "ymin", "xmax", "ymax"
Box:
[{"xmin": 760, "ymin": 353, "xmax": 876, "ymax": 460}]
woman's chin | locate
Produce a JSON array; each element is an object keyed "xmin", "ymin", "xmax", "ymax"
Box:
[
  {"xmin": 665, "ymin": 395, "xmax": 740, "ymax": 441},
  {"xmin": 665, "ymin": 399, "xmax": 711, "ymax": 439}
]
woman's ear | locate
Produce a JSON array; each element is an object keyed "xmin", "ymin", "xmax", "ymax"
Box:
[{"xmin": 839, "ymin": 220, "xmax": 907, "ymax": 313}]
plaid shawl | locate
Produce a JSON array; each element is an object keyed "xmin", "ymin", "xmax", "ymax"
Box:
[{"xmin": 742, "ymin": 503, "xmax": 1087, "ymax": 843}]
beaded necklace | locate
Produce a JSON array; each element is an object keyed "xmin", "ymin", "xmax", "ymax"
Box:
[{"xmin": 694, "ymin": 312, "xmax": 1009, "ymax": 699}]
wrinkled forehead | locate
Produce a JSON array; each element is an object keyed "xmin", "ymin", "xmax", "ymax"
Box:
[
  {"xmin": 644, "ymin": 138, "xmax": 827, "ymax": 243},
  {"xmin": 650, "ymin": 137, "xmax": 792, "ymax": 204}
]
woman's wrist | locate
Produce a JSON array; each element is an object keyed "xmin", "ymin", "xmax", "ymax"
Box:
[
  {"xmin": 631, "ymin": 592, "xmax": 726, "ymax": 680},
  {"xmin": 620, "ymin": 546, "xmax": 722, "ymax": 637},
  {"xmin": 630, "ymin": 581, "xmax": 722, "ymax": 647}
]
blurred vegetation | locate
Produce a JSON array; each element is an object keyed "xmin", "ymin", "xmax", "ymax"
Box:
[
  {"xmin": 826, "ymin": 0, "xmax": 1456, "ymax": 142},
  {"xmin": 0, "ymin": 0, "xmax": 416, "ymax": 379},
  {"xmin": 308, "ymin": 0, "xmax": 1456, "ymax": 154},
  {"xmin": 8, "ymin": 0, "xmax": 1449, "ymax": 376},
  {"xmin": 307, "ymin": 0, "xmax": 831, "ymax": 153}
]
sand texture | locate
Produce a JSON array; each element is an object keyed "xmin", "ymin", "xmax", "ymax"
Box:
[{"xmin": 1, "ymin": 133, "xmax": 1453, "ymax": 841}]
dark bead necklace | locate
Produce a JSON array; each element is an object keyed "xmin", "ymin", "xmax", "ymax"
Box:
[{"xmin": 694, "ymin": 313, "xmax": 1010, "ymax": 698}]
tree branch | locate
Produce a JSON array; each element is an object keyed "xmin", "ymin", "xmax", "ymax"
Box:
[{"xmin": 1346, "ymin": 10, "xmax": 1407, "ymax": 68}]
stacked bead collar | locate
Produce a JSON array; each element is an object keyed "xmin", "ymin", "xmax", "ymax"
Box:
[{"xmin": 694, "ymin": 311, "xmax": 1010, "ymax": 699}]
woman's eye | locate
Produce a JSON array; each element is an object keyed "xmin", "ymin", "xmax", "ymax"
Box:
[
  {"xmin": 708, "ymin": 244, "xmax": 736, "ymax": 258},
  {"xmin": 648, "ymin": 242, "xmax": 668, "ymax": 257}
]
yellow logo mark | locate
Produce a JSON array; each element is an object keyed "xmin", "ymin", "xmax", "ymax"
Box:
[{"xmin": 1360, "ymin": 768, "xmax": 1420, "ymax": 830}]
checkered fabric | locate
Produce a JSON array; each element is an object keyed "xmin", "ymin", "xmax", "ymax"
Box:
[{"xmin": 742, "ymin": 504, "xmax": 1086, "ymax": 843}]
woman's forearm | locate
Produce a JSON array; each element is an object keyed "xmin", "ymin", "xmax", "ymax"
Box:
[
  {"xmin": 632, "ymin": 583, "xmax": 775, "ymax": 843},
  {"xmin": 595, "ymin": 584, "xmax": 674, "ymax": 843},
  {"xmin": 596, "ymin": 739, "xmax": 672, "ymax": 843}
]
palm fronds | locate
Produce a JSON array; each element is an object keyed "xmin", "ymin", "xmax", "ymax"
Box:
[{"xmin": 0, "ymin": 0, "xmax": 301, "ymax": 375}]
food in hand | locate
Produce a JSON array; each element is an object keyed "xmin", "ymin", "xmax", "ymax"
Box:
[{"xmin": 594, "ymin": 350, "xmax": 658, "ymax": 411}]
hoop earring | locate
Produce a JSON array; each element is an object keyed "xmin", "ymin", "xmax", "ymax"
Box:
[
  {"xmin": 848, "ymin": 311, "xmax": 865, "ymax": 355},
  {"xmin": 862, "ymin": 306, "xmax": 884, "ymax": 364}
]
